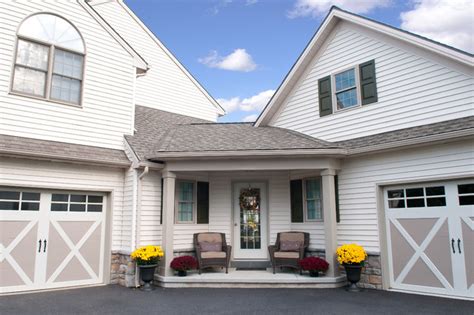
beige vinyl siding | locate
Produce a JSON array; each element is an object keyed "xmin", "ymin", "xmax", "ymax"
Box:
[
  {"xmin": 0, "ymin": 157, "xmax": 128, "ymax": 251},
  {"xmin": 0, "ymin": 1, "xmax": 136, "ymax": 150},
  {"xmin": 271, "ymin": 21, "xmax": 473, "ymax": 141},
  {"xmin": 94, "ymin": 1, "xmax": 220, "ymax": 122},
  {"xmin": 338, "ymin": 140, "xmax": 474, "ymax": 253}
]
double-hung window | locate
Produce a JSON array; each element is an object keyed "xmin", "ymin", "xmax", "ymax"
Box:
[
  {"xmin": 318, "ymin": 60, "xmax": 378, "ymax": 117},
  {"xmin": 290, "ymin": 178, "xmax": 323, "ymax": 222},
  {"xmin": 12, "ymin": 13, "xmax": 85, "ymax": 105},
  {"xmin": 334, "ymin": 68, "xmax": 359, "ymax": 110},
  {"xmin": 304, "ymin": 178, "xmax": 322, "ymax": 221},
  {"xmin": 177, "ymin": 181, "xmax": 195, "ymax": 223}
]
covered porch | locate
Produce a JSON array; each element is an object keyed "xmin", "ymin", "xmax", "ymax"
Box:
[{"xmin": 158, "ymin": 156, "xmax": 344, "ymax": 286}]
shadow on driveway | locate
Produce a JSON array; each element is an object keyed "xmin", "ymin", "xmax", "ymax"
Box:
[{"xmin": 0, "ymin": 285, "xmax": 472, "ymax": 315}]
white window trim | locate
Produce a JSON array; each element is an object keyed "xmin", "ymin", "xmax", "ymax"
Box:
[
  {"xmin": 302, "ymin": 177, "xmax": 324, "ymax": 222},
  {"xmin": 10, "ymin": 35, "xmax": 85, "ymax": 107},
  {"xmin": 175, "ymin": 180, "xmax": 197, "ymax": 224},
  {"xmin": 330, "ymin": 65, "xmax": 362, "ymax": 113}
]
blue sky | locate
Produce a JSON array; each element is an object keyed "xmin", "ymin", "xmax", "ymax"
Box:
[{"xmin": 126, "ymin": 0, "xmax": 473, "ymax": 122}]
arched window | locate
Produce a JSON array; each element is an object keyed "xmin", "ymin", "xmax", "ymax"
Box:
[{"xmin": 12, "ymin": 13, "xmax": 85, "ymax": 105}]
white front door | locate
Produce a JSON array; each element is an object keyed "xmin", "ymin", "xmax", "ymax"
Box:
[
  {"xmin": 384, "ymin": 180, "xmax": 473, "ymax": 299},
  {"xmin": 0, "ymin": 188, "xmax": 107, "ymax": 294},
  {"xmin": 233, "ymin": 182, "xmax": 268, "ymax": 260}
]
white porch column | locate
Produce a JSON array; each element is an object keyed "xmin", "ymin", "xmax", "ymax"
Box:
[
  {"xmin": 321, "ymin": 169, "xmax": 340, "ymax": 277},
  {"xmin": 161, "ymin": 170, "xmax": 176, "ymax": 276}
]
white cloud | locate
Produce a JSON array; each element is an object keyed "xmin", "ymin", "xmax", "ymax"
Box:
[
  {"xmin": 242, "ymin": 114, "xmax": 259, "ymax": 122},
  {"xmin": 246, "ymin": 0, "xmax": 258, "ymax": 6},
  {"xmin": 209, "ymin": 0, "xmax": 233, "ymax": 15},
  {"xmin": 199, "ymin": 49, "xmax": 257, "ymax": 72},
  {"xmin": 400, "ymin": 0, "xmax": 474, "ymax": 53},
  {"xmin": 287, "ymin": 0, "xmax": 390, "ymax": 18},
  {"xmin": 217, "ymin": 89, "xmax": 275, "ymax": 114}
]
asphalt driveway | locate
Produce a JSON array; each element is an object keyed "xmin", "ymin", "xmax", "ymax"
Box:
[{"xmin": 1, "ymin": 285, "xmax": 472, "ymax": 315}]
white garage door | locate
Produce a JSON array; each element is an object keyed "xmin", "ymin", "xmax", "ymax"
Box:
[
  {"xmin": 0, "ymin": 188, "xmax": 107, "ymax": 294},
  {"xmin": 384, "ymin": 180, "xmax": 473, "ymax": 299}
]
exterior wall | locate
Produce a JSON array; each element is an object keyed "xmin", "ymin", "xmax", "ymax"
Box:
[
  {"xmin": 93, "ymin": 1, "xmax": 221, "ymax": 122},
  {"xmin": 138, "ymin": 170, "xmax": 163, "ymax": 247},
  {"xmin": 0, "ymin": 156, "xmax": 128, "ymax": 251},
  {"xmin": 0, "ymin": 1, "xmax": 136, "ymax": 149},
  {"xmin": 271, "ymin": 21, "xmax": 473, "ymax": 141},
  {"xmin": 338, "ymin": 139, "xmax": 474, "ymax": 253},
  {"xmin": 169, "ymin": 171, "xmax": 324, "ymax": 252}
]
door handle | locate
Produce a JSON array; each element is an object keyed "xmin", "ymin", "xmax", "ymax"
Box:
[
  {"xmin": 457, "ymin": 239, "xmax": 461, "ymax": 254},
  {"xmin": 43, "ymin": 239, "xmax": 47, "ymax": 253},
  {"xmin": 451, "ymin": 238, "xmax": 455, "ymax": 254},
  {"xmin": 38, "ymin": 239, "xmax": 42, "ymax": 253}
]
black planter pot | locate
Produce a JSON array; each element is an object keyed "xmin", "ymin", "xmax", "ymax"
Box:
[
  {"xmin": 309, "ymin": 270, "xmax": 320, "ymax": 277},
  {"xmin": 344, "ymin": 264, "xmax": 363, "ymax": 292},
  {"xmin": 177, "ymin": 270, "xmax": 187, "ymax": 277},
  {"xmin": 139, "ymin": 264, "xmax": 157, "ymax": 291}
]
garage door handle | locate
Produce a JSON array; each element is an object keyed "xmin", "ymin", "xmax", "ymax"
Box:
[
  {"xmin": 38, "ymin": 239, "xmax": 42, "ymax": 253},
  {"xmin": 451, "ymin": 239, "xmax": 455, "ymax": 254},
  {"xmin": 43, "ymin": 239, "xmax": 47, "ymax": 253},
  {"xmin": 457, "ymin": 239, "xmax": 461, "ymax": 254}
]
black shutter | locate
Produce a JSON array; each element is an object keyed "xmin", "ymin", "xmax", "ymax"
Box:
[
  {"xmin": 335, "ymin": 175, "xmax": 340, "ymax": 223},
  {"xmin": 318, "ymin": 76, "xmax": 333, "ymax": 117},
  {"xmin": 290, "ymin": 180, "xmax": 304, "ymax": 223},
  {"xmin": 359, "ymin": 60, "xmax": 378, "ymax": 105},
  {"xmin": 197, "ymin": 182, "xmax": 209, "ymax": 224},
  {"xmin": 160, "ymin": 177, "xmax": 164, "ymax": 225}
]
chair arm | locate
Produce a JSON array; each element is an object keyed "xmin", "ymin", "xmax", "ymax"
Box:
[{"xmin": 268, "ymin": 245, "xmax": 277, "ymax": 257}]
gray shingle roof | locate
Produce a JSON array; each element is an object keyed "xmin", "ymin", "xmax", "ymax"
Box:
[
  {"xmin": 126, "ymin": 106, "xmax": 341, "ymax": 160},
  {"xmin": 0, "ymin": 134, "xmax": 130, "ymax": 167},
  {"xmin": 126, "ymin": 106, "xmax": 473, "ymax": 160},
  {"xmin": 338, "ymin": 116, "xmax": 474, "ymax": 150}
]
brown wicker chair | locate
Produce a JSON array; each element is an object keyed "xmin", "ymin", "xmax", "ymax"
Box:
[
  {"xmin": 268, "ymin": 231, "xmax": 310, "ymax": 274},
  {"xmin": 194, "ymin": 232, "xmax": 232, "ymax": 274}
]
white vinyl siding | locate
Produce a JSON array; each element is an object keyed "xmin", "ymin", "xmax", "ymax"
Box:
[
  {"xmin": 0, "ymin": 1, "xmax": 136, "ymax": 150},
  {"xmin": 0, "ymin": 156, "xmax": 128, "ymax": 251},
  {"xmin": 337, "ymin": 140, "xmax": 474, "ymax": 253},
  {"xmin": 137, "ymin": 171, "xmax": 162, "ymax": 247},
  {"xmin": 93, "ymin": 1, "xmax": 221, "ymax": 122},
  {"xmin": 271, "ymin": 21, "xmax": 473, "ymax": 141}
]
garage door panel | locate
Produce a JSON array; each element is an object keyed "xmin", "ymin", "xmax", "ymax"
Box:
[
  {"xmin": 424, "ymin": 220, "xmax": 453, "ymax": 287},
  {"xmin": 385, "ymin": 180, "xmax": 473, "ymax": 299},
  {"xmin": 397, "ymin": 218, "xmax": 438, "ymax": 246},
  {"xmin": 389, "ymin": 221, "xmax": 415, "ymax": 281},
  {"xmin": 0, "ymin": 220, "xmax": 38, "ymax": 289},
  {"xmin": 79, "ymin": 223, "xmax": 102, "ymax": 276},
  {"xmin": 10, "ymin": 222, "xmax": 38, "ymax": 283},
  {"xmin": 461, "ymin": 219, "xmax": 473, "ymax": 289},
  {"xmin": 403, "ymin": 258, "xmax": 444, "ymax": 288},
  {"xmin": 55, "ymin": 256, "xmax": 92, "ymax": 283},
  {"xmin": 1, "ymin": 188, "xmax": 107, "ymax": 294}
]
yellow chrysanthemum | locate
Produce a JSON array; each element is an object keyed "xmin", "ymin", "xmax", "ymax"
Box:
[
  {"xmin": 336, "ymin": 244, "xmax": 367, "ymax": 265},
  {"xmin": 131, "ymin": 245, "xmax": 164, "ymax": 265}
]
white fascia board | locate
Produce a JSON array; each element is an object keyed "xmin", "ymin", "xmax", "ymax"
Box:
[
  {"xmin": 79, "ymin": 0, "xmax": 149, "ymax": 71},
  {"xmin": 148, "ymin": 148, "xmax": 347, "ymax": 160},
  {"xmin": 333, "ymin": 10, "xmax": 473, "ymax": 67},
  {"xmin": 255, "ymin": 11, "xmax": 339, "ymax": 126},
  {"xmin": 116, "ymin": 0, "xmax": 226, "ymax": 116}
]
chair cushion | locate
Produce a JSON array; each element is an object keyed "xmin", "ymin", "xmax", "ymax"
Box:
[
  {"xmin": 199, "ymin": 241, "xmax": 222, "ymax": 252},
  {"xmin": 197, "ymin": 233, "xmax": 222, "ymax": 243},
  {"xmin": 201, "ymin": 251, "xmax": 227, "ymax": 259},
  {"xmin": 280, "ymin": 240, "xmax": 301, "ymax": 252},
  {"xmin": 274, "ymin": 251, "xmax": 299, "ymax": 259},
  {"xmin": 279, "ymin": 232, "xmax": 305, "ymax": 243}
]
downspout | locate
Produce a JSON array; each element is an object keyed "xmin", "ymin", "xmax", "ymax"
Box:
[{"xmin": 133, "ymin": 166, "xmax": 149, "ymax": 287}]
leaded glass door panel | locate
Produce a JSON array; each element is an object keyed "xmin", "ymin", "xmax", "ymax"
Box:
[{"xmin": 233, "ymin": 183, "xmax": 268, "ymax": 259}]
